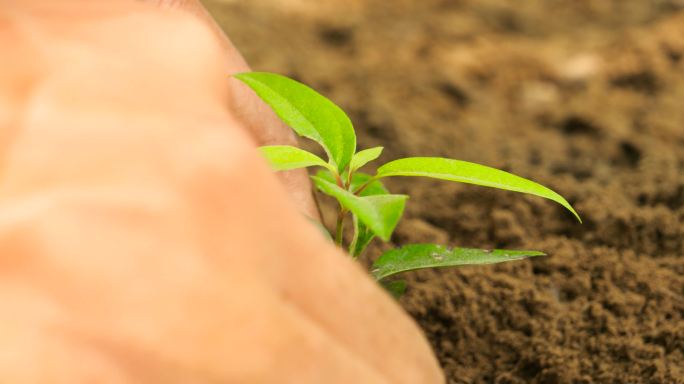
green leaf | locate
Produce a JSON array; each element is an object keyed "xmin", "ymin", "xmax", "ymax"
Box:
[
  {"xmin": 347, "ymin": 174, "xmax": 389, "ymax": 256},
  {"xmin": 371, "ymin": 244, "xmax": 545, "ymax": 280},
  {"xmin": 314, "ymin": 169, "xmax": 340, "ymax": 184},
  {"xmin": 259, "ymin": 145, "xmax": 333, "ymax": 172},
  {"xmin": 381, "ymin": 280, "xmax": 407, "ymax": 299},
  {"xmin": 234, "ymin": 72, "xmax": 356, "ymax": 172},
  {"xmin": 376, "ymin": 157, "xmax": 581, "ymax": 222},
  {"xmin": 350, "ymin": 147, "xmax": 383, "ymax": 172},
  {"xmin": 311, "ymin": 176, "xmax": 407, "ymax": 241},
  {"xmin": 349, "ymin": 214, "xmax": 375, "ymax": 257}
]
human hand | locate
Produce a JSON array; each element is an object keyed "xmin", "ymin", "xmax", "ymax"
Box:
[
  {"xmin": 146, "ymin": 0, "xmax": 320, "ymax": 219},
  {"xmin": 0, "ymin": 2, "xmax": 442, "ymax": 383}
]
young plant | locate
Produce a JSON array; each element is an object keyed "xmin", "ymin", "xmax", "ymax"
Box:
[{"xmin": 234, "ymin": 72, "xmax": 581, "ymax": 297}]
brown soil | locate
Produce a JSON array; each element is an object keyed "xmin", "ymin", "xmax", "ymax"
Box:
[{"xmin": 208, "ymin": 1, "xmax": 684, "ymax": 382}]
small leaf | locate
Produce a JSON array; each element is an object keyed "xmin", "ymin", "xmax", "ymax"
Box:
[
  {"xmin": 371, "ymin": 244, "xmax": 545, "ymax": 280},
  {"xmin": 349, "ymin": 214, "xmax": 375, "ymax": 257},
  {"xmin": 381, "ymin": 280, "xmax": 407, "ymax": 299},
  {"xmin": 311, "ymin": 176, "xmax": 407, "ymax": 241},
  {"xmin": 376, "ymin": 157, "xmax": 581, "ymax": 222},
  {"xmin": 314, "ymin": 169, "xmax": 340, "ymax": 184},
  {"xmin": 260, "ymin": 145, "xmax": 333, "ymax": 172},
  {"xmin": 234, "ymin": 72, "xmax": 356, "ymax": 172},
  {"xmin": 350, "ymin": 147, "xmax": 383, "ymax": 172},
  {"xmin": 346, "ymin": 174, "xmax": 390, "ymax": 256}
]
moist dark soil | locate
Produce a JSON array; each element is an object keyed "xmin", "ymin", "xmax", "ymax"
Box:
[{"xmin": 208, "ymin": 1, "xmax": 684, "ymax": 382}]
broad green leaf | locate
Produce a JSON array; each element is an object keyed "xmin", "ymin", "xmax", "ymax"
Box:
[
  {"xmin": 311, "ymin": 176, "xmax": 407, "ymax": 241},
  {"xmin": 376, "ymin": 157, "xmax": 581, "ymax": 222},
  {"xmin": 314, "ymin": 171, "xmax": 389, "ymax": 197},
  {"xmin": 234, "ymin": 72, "xmax": 356, "ymax": 172},
  {"xmin": 260, "ymin": 145, "xmax": 333, "ymax": 172},
  {"xmin": 381, "ymin": 280, "xmax": 407, "ymax": 299},
  {"xmin": 350, "ymin": 147, "xmax": 383, "ymax": 172},
  {"xmin": 371, "ymin": 244, "xmax": 545, "ymax": 280}
]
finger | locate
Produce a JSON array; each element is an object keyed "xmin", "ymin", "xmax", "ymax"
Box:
[{"xmin": 140, "ymin": 0, "xmax": 320, "ymax": 219}]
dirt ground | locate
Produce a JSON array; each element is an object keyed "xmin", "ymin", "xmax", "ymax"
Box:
[{"xmin": 207, "ymin": 1, "xmax": 684, "ymax": 382}]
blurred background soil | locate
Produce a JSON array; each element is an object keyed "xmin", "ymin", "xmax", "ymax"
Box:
[{"xmin": 206, "ymin": 1, "xmax": 684, "ymax": 382}]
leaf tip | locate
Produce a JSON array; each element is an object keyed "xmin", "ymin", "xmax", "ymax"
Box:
[{"xmin": 563, "ymin": 202, "xmax": 582, "ymax": 223}]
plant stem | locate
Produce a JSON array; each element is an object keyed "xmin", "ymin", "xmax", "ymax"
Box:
[
  {"xmin": 334, "ymin": 208, "xmax": 345, "ymax": 246},
  {"xmin": 349, "ymin": 221, "xmax": 359, "ymax": 258},
  {"xmin": 335, "ymin": 173, "xmax": 345, "ymax": 189}
]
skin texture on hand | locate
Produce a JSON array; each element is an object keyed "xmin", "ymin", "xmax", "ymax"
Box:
[
  {"xmin": 147, "ymin": 0, "xmax": 320, "ymax": 219},
  {"xmin": 0, "ymin": 1, "xmax": 443, "ymax": 383}
]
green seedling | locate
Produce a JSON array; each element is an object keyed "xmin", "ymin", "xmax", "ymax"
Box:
[{"xmin": 234, "ymin": 72, "xmax": 580, "ymax": 297}]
